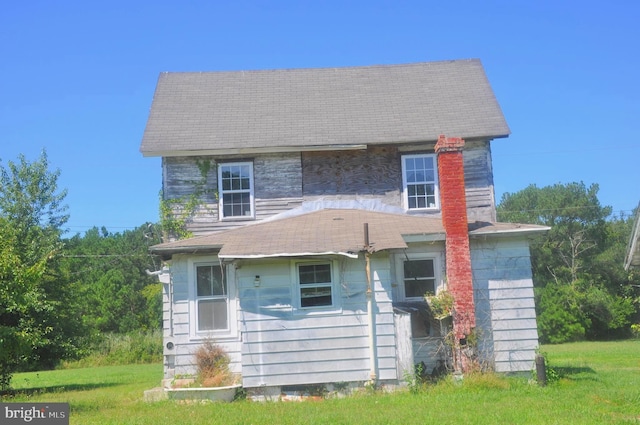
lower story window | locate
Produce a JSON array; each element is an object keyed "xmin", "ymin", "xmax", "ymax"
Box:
[
  {"xmin": 196, "ymin": 264, "xmax": 228, "ymax": 331},
  {"xmin": 403, "ymin": 259, "xmax": 436, "ymax": 298},
  {"xmin": 298, "ymin": 263, "xmax": 333, "ymax": 308}
]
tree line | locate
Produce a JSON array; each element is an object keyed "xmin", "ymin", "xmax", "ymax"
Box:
[{"xmin": 1, "ymin": 152, "xmax": 639, "ymax": 390}]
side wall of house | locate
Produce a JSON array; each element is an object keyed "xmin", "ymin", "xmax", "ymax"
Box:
[
  {"xmin": 162, "ymin": 254, "xmax": 242, "ymax": 381},
  {"xmin": 161, "ymin": 140, "xmax": 496, "ymax": 238},
  {"xmin": 301, "ymin": 141, "xmax": 495, "ymax": 222},
  {"xmin": 237, "ymin": 254, "xmax": 398, "ymax": 389},
  {"xmin": 470, "ymin": 236, "xmax": 539, "ymax": 373}
]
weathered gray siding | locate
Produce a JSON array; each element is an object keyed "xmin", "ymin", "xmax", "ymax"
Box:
[
  {"xmin": 301, "ymin": 146, "xmax": 402, "ymax": 205},
  {"xmin": 301, "ymin": 141, "xmax": 494, "ymax": 220},
  {"xmin": 470, "ymin": 237, "xmax": 539, "ymax": 373},
  {"xmin": 162, "ymin": 154, "xmax": 303, "ymax": 236},
  {"xmin": 463, "ymin": 141, "xmax": 496, "ymax": 222},
  {"xmin": 160, "ymin": 140, "xmax": 496, "ymax": 239}
]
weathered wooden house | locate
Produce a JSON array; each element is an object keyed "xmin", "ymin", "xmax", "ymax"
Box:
[{"xmin": 140, "ymin": 59, "xmax": 548, "ymax": 398}]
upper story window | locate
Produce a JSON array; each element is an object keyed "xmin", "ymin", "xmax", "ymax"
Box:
[
  {"xmin": 196, "ymin": 264, "xmax": 228, "ymax": 331},
  {"xmin": 297, "ymin": 263, "xmax": 334, "ymax": 309},
  {"xmin": 401, "ymin": 154, "xmax": 439, "ymax": 210},
  {"xmin": 218, "ymin": 162, "xmax": 255, "ymax": 219}
]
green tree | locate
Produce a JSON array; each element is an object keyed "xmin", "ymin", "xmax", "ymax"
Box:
[
  {"xmin": 497, "ymin": 182, "xmax": 638, "ymax": 342},
  {"xmin": 63, "ymin": 224, "xmax": 163, "ymax": 335},
  {"xmin": 0, "ymin": 151, "xmax": 76, "ymax": 390}
]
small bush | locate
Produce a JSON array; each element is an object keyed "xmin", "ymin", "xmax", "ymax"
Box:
[{"xmin": 193, "ymin": 340, "xmax": 236, "ymax": 387}]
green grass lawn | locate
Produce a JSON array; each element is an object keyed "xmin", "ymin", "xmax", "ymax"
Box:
[{"xmin": 3, "ymin": 340, "xmax": 640, "ymax": 424}]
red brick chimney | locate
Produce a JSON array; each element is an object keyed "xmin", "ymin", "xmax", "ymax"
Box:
[{"xmin": 435, "ymin": 135, "xmax": 475, "ymax": 344}]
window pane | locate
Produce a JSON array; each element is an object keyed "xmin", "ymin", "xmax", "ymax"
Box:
[
  {"xmin": 405, "ymin": 157, "xmax": 415, "ymax": 171},
  {"xmin": 404, "ymin": 260, "xmax": 435, "ymax": 279},
  {"xmin": 404, "ymin": 279, "xmax": 435, "ymax": 297},
  {"xmin": 299, "ymin": 264, "xmax": 331, "ymax": 284},
  {"xmin": 403, "ymin": 259, "xmax": 436, "ymax": 298},
  {"xmin": 425, "ymin": 169, "xmax": 434, "ymax": 181},
  {"xmin": 300, "ymin": 286, "xmax": 333, "ymax": 307},
  {"xmin": 196, "ymin": 265, "xmax": 225, "ymax": 296},
  {"xmin": 198, "ymin": 299, "xmax": 228, "ymax": 330},
  {"xmin": 223, "ymin": 192, "xmax": 252, "ymax": 217}
]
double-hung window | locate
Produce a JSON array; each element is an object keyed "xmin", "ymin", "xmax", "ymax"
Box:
[
  {"xmin": 402, "ymin": 258, "xmax": 437, "ymax": 299},
  {"xmin": 196, "ymin": 264, "xmax": 228, "ymax": 331},
  {"xmin": 218, "ymin": 162, "xmax": 254, "ymax": 219},
  {"xmin": 401, "ymin": 154, "xmax": 439, "ymax": 210},
  {"xmin": 297, "ymin": 263, "xmax": 334, "ymax": 309}
]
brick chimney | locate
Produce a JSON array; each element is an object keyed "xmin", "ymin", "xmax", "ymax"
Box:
[{"xmin": 435, "ymin": 135, "xmax": 475, "ymax": 343}]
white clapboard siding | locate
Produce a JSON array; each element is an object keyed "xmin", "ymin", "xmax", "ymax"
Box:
[
  {"xmin": 470, "ymin": 238, "xmax": 539, "ymax": 373},
  {"xmin": 236, "ymin": 254, "xmax": 397, "ymax": 388},
  {"xmin": 489, "ymin": 279, "xmax": 539, "ymax": 373}
]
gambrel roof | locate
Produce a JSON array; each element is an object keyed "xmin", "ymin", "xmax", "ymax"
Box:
[{"xmin": 140, "ymin": 59, "xmax": 510, "ymax": 157}]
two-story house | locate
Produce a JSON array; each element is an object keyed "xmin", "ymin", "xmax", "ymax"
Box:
[{"xmin": 140, "ymin": 59, "xmax": 548, "ymax": 398}]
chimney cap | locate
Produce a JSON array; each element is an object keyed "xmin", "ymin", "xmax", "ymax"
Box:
[{"xmin": 435, "ymin": 134, "xmax": 465, "ymax": 153}]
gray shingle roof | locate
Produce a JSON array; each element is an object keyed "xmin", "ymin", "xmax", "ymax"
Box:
[
  {"xmin": 149, "ymin": 208, "xmax": 547, "ymax": 259},
  {"xmin": 140, "ymin": 59, "xmax": 510, "ymax": 156},
  {"xmin": 150, "ymin": 209, "xmax": 445, "ymax": 258}
]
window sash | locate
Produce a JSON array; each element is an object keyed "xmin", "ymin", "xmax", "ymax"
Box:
[
  {"xmin": 402, "ymin": 154, "xmax": 438, "ymax": 210},
  {"xmin": 196, "ymin": 264, "xmax": 229, "ymax": 331},
  {"xmin": 403, "ymin": 259, "xmax": 436, "ymax": 298},
  {"xmin": 219, "ymin": 162, "xmax": 254, "ymax": 218},
  {"xmin": 297, "ymin": 263, "xmax": 333, "ymax": 308}
]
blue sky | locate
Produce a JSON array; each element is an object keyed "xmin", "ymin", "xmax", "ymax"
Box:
[{"xmin": 1, "ymin": 1, "xmax": 638, "ymax": 236}]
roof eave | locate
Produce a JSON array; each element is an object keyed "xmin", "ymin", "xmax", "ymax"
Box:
[
  {"xmin": 140, "ymin": 144, "xmax": 368, "ymax": 158},
  {"xmin": 469, "ymin": 226, "xmax": 550, "ymax": 238}
]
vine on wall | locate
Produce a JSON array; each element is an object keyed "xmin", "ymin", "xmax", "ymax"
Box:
[{"xmin": 159, "ymin": 159, "xmax": 217, "ymax": 241}]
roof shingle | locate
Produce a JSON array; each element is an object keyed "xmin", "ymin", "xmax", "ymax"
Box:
[{"xmin": 140, "ymin": 59, "xmax": 510, "ymax": 156}]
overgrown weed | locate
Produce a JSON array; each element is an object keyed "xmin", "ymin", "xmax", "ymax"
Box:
[{"xmin": 60, "ymin": 330, "xmax": 162, "ymax": 369}]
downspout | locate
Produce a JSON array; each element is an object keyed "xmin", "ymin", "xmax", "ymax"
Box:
[{"xmin": 364, "ymin": 223, "xmax": 378, "ymax": 383}]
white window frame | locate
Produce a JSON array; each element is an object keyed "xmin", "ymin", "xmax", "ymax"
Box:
[
  {"xmin": 292, "ymin": 260, "xmax": 341, "ymax": 314},
  {"xmin": 188, "ymin": 257, "xmax": 237, "ymax": 339},
  {"xmin": 218, "ymin": 161, "xmax": 255, "ymax": 220},
  {"xmin": 401, "ymin": 154, "xmax": 439, "ymax": 211},
  {"xmin": 395, "ymin": 253, "xmax": 443, "ymax": 301}
]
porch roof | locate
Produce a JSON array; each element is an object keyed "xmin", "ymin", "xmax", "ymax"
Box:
[
  {"xmin": 150, "ymin": 208, "xmax": 548, "ymax": 259},
  {"xmin": 151, "ymin": 209, "xmax": 445, "ymax": 259}
]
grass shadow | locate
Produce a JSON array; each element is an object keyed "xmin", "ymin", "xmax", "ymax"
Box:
[
  {"xmin": 2, "ymin": 382, "xmax": 121, "ymax": 398},
  {"xmin": 553, "ymin": 366, "xmax": 598, "ymax": 382}
]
